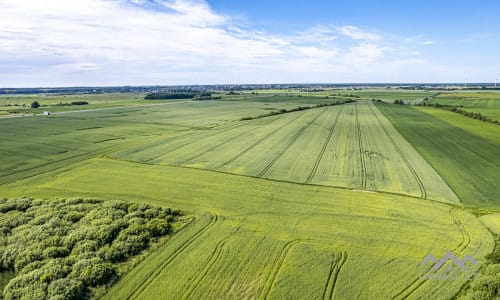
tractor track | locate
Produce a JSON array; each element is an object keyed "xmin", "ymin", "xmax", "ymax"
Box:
[
  {"xmin": 257, "ymin": 108, "xmax": 329, "ymax": 178},
  {"xmin": 125, "ymin": 212, "xmax": 220, "ymax": 300},
  {"xmin": 214, "ymin": 110, "xmax": 306, "ymax": 169},
  {"xmin": 259, "ymin": 240, "xmax": 300, "ymax": 300},
  {"xmin": 366, "ymin": 103, "xmax": 427, "ymax": 199},
  {"xmin": 391, "ymin": 208, "xmax": 471, "ymax": 300},
  {"xmin": 306, "ymin": 106, "xmax": 344, "ymax": 184},
  {"xmin": 322, "ymin": 251, "xmax": 348, "ymax": 300}
]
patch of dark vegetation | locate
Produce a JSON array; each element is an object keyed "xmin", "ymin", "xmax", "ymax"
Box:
[
  {"xmin": 239, "ymin": 100, "xmax": 356, "ymax": 121},
  {"xmin": 144, "ymin": 90, "xmax": 220, "ymax": 100},
  {"xmin": 145, "ymin": 93, "xmax": 198, "ymax": 100},
  {"xmin": 330, "ymin": 93, "xmax": 361, "ymax": 98},
  {"xmin": 75, "ymin": 127, "xmax": 103, "ymax": 131},
  {"xmin": 0, "ymin": 197, "xmax": 182, "ymax": 300},
  {"xmin": 70, "ymin": 101, "xmax": 89, "ymax": 106}
]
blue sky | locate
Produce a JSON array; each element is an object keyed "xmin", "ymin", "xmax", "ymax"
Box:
[{"xmin": 0, "ymin": 0, "xmax": 499, "ymax": 86}]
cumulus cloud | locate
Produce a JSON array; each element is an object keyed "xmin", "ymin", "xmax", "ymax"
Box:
[{"xmin": 0, "ymin": 0, "xmax": 429, "ymax": 86}]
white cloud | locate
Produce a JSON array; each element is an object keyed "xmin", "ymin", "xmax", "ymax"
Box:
[
  {"xmin": 336, "ymin": 26, "xmax": 381, "ymax": 42},
  {"xmin": 423, "ymin": 41, "xmax": 436, "ymax": 45},
  {"xmin": 0, "ymin": 0, "xmax": 434, "ymax": 86}
]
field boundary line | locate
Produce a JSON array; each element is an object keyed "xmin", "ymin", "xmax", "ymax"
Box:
[
  {"xmin": 109, "ymin": 156, "xmax": 461, "ymax": 207},
  {"xmin": 306, "ymin": 106, "xmax": 344, "ymax": 184},
  {"xmin": 257, "ymin": 108, "xmax": 329, "ymax": 178},
  {"xmin": 259, "ymin": 240, "xmax": 300, "ymax": 300},
  {"xmin": 125, "ymin": 212, "xmax": 220, "ymax": 300}
]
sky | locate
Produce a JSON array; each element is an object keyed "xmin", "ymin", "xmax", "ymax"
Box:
[{"xmin": 0, "ymin": 0, "xmax": 499, "ymax": 87}]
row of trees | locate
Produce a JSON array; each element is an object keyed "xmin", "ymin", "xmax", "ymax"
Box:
[
  {"xmin": 29, "ymin": 101, "xmax": 89, "ymax": 109},
  {"xmin": 0, "ymin": 198, "xmax": 181, "ymax": 299},
  {"xmin": 416, "ymin": 102, "xmax": 499, "ymax": 125},
  {"xmin": 240, "ymin": 99, "xmax": 356, "ymax": 121}
]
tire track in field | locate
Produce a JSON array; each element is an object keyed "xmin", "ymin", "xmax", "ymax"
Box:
[
  {"xmin": 214, "ymin": 111, "xmax": 305, "ymax": 170},
  {"xmin": 144, "ymin": 122, "xmax": 251, "ymax": 163},
  {"xmin": 177, "ymin": 113, "xmax": 286, "ymax": 165},
  {"xmin": 180, "ymin": 236, "xmax": 232, "ymax": 300},
  {"xmin": 322, "ymin": 251, "xmax": 348, "ymax": 300},
  {"xmin": 259, "ymin": 240, "xmax": 300, "ymax": 300},
  {"xmin": 305, "ymin": 106, "xmax": 344, "ymax": 184},
  {"xmin": 355, "ymin": 103, "xmax": 368, "ymax": 189},
  {"xmin": 391, "ymin": 208, "xmax": 471, "ymax": 300},
  {"xmin": 126, "ymin": 212, "xmax": 220, "ymax": 300},
  {"xmin": 257, "ymin": 108, "xmax": 329, "ymax": 178},
  {"xmin": 366, "ymin": 103, "xmax": 427, "ymax": 199}
]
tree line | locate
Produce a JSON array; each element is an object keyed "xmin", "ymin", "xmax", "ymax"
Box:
[{"xmin": 240, "ymin": 99, "xmax": 356, "ymax": 121}]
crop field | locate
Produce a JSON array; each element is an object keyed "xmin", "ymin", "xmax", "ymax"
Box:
[
  {"xmin": 113, "ymin": 101, "xmax": 458, "ymax": 203},
  {"xmin": 429, "ymin": 92, "xmax": 500, "ymax": 121},
  {"xmin": 0, "ymin": 91, "xmax": 499, "ymax": 299},
  {"xmin": 377, "ymin": 103, "xmax": 500, "ymax": 208}
]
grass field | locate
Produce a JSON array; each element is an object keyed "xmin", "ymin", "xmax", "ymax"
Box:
[{"xmin": 0, "ymin": 91, "xmax": 498, "ymax": 299}]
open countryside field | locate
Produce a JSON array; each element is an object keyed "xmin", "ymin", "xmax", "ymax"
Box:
[
  {"xmin": 114, "ymin": 101, "xmax": 458, "ymax": 203},
  {"xmin": 1, "ymin": 91, "xmax": 500, "ymax": 299},
  {"xmin": 377, "ymin": 102, "xmax": 500, "ymax": 208},
  {"xmin": 429, "ymin": 92, "xmax": 500, "ymax": 121}
]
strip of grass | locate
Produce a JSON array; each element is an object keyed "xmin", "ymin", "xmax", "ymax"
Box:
[{"xmin": 377, "ymin": 103, "xmax": 500, "ymax": 208}]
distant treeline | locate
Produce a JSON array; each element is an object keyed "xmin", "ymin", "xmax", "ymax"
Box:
[
  {"xmin": 144, "ymin": 92, "xmax": 221, "ymax": 101},
  {"xmin": 145, "ymin": 93, "xmax": 197, "ymax": 100},
  {"xmin": 416, "ymin": 102, "xmax": 499, "ymax": 125},
  {"xmin": 240, "ymin": 99, "xmax": 356, "ymax": 121}
]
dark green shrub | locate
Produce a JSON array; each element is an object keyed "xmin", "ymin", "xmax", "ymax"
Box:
[
  {"xmin": 47, "ymin": 278, "xmax": 84, "ymax": 300},
  {"xmin": 70, "ymin": 258, "xmax": 115, "ymax": 286}
]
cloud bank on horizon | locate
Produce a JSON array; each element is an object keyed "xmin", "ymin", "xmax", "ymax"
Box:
[{"xmin": 0, "ymin": 0, "xmax": 497, "ymax": 86}]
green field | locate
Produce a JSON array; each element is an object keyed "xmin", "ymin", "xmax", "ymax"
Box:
[
  {"xmin": 376, "ymin": 103, "xmax": 500, "ymax": 208},
  {"xmin": 0, "ymin": 91, "xmax": 499, "ymax": 299},
  {"xmin": 429, "ymin": 92, "xmax": 500, "ymax": 121}
]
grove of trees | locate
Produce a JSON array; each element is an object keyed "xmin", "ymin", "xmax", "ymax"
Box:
[{"xmin": 0, "ymin": 197, "xmax": 181, "ymax": 299}]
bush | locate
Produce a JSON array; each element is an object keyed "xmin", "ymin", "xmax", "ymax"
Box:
[
  {"xmin": 30, "ymin": 101, "xmax": 40, "ymax": 108},
  {"xmin": 47, "ymin": 278, "xmax": 84, "ymax": 300},
  {"xmin": 70, "ymin": 258, "xmax": 115, "ymax": 286},
  {"xmin": 0, "ymin": 197, "xmax": 180, "ymax": 298},
  {"xmin": 70, "ymin": 101, "xmax": 88, "ymax": 106}
]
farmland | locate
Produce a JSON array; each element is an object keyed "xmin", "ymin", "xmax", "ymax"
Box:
[
  {"xmin": 428, "ymin": 92, "xmax": 500, "ymax": 121},
  {"xmin": 0, "ymin": 90, "xmax": 499, "ymax": 299},
  {"xmin": 377, "ymin": 103, "xmax": 500, "ymax": 208}
]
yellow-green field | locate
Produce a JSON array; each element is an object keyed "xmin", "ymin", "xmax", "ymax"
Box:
[{"xmin": 1, "ymin": 92, "xmax": 499, "ymax": 299}]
